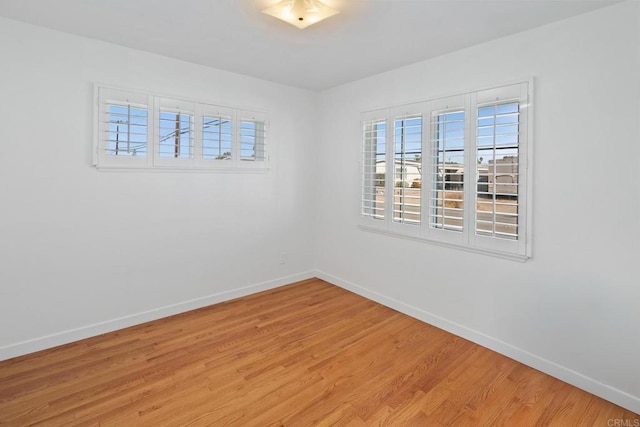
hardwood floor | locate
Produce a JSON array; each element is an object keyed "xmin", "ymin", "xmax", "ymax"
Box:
[{"xmin": 0, "ymin": 278, "xmax": 637, "ymax": 426}]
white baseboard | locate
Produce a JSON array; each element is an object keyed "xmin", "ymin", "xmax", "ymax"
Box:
[
  {"xmin": 0, "ymin": 271, "xmax": 315, "ymax": 362},
  {"xmin": 314, "ymin": 270, "xmax": 640, "ymax": 415}
]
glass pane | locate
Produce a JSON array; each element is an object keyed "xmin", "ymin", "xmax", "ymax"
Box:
[
  {"xmin": 393, "ymin": 115, "xmax": 422, "ymax": 225},
  {"xmin": 475, "ymin": 102, "xmax": 519, "ymax": 240},
  {"xmin": 431, "ymin": 110, "xmax": 464, "ymax": 231},
  {"xmin": 106, "ymin": 104, "xmax": 148, "ymax": 157},
  {"xmin": 362, "ymin": 120, "xmax": 386, "ymax": 220},
  {"xmin": 240, "ymin": 120, "xmax": 266, "ymax": 161},
  {"xmin": 159, "ymin": 111, "xmax": 194, "ymax": 159},
  {"xmin": 203, "ymin": 116, "xmax": 233, "ymax": 160}
]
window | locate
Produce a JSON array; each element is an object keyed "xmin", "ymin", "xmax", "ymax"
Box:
[
  {"xmin": 158, "ymin": 110, "xmax": 193, "ymax": 160},
  {"xmin": 362, "ymin": 116, "xmax": 387, "ymax": 221},
  {"xmin": 239, "ymin": 112, "xmax": 268, "ymax": 163},
  {"xmin": 360, "ymin": 82, "xmax": 531, "ymax": 260},
  {"xmin": 475, "ymin": 102, "xmax": 520, "ymax": 240},
  {"xmin": 95, "ymin": 86, "xmax": 268, "ymax": 171},
  {"xmin": 105, "ymin": 103, "xmax": 148, "ymax": 157},
  {"xmin": 430, "ymin": 109, "xmax": 465, "ymax": 233},
  {"xmin": 393, "ymin": 113, "xmax": 422, "ymax": 226},
  {"xmin": 202, "ymin": 112, "xmax": 233, "ymax": 161}
]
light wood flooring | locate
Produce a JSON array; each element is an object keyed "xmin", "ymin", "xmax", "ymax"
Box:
[{"xmin": 0, "ymin": 278, "xmax": 638, "ymax": 426}]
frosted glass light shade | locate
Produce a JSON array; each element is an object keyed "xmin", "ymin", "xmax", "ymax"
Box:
[{"xmin": 262, "ymin": 0, "xmax": 339, "ymax": 29}]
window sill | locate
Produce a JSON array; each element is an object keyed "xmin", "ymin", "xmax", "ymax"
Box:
[
  {"xmin": 358, "ymin": 224, "xmax": 530, "ymax": 263},
  {"xmin": 95, "ymin": 165, "xmax": 270, "ymax": 174}
]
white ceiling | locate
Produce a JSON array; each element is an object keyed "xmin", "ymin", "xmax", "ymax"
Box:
[{"xmin": 0, "ymin": 0, "xmax": 622, "ymax": 91}]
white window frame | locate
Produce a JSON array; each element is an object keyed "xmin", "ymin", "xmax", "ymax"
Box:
[
  {"xmin": 199, "ymin": 104, "xmax": 235, "ymax": 169},
  {"xmin": 424, "ymin": 93, "xmax": 469, "ymax": 247},
  {"xmin": 361, "ymin": 109, "xmax": 390, "ymax": 230},
  {"xmin": 94, "ymin": 84, "xmax": 269, "ymax": 172},
  {"xmin": 470, "ymin": 83, "xmax": 530, "ymax": 257},
  {"xmin": 359, "ymin": 81, "xmax": 533, "ymax": 261},
  {"xmin": 95, "ymin": 87, "xmax": 153, "ymax": 169},
  {"xmin": 154, "ymin": 97, "xmax": 196, "ymax": 169},
  {"xmin": 237, "ymin": 110, "xmax": 269, "ymax": 169},
  {"xmin": 389, "ymin": 103, "xmax": 424, "ymax": 238}
]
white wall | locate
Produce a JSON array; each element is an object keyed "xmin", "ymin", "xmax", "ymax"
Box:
[
  {"xmin": 0, "ymin": 18, "xmax": 316, "ymax": 358},
  {"xmin": 316, "ymin": 1, "xmax": 640, "ymax": 413}
]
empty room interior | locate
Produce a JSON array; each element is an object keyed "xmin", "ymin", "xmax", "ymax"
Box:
[{"xmin": 1, "ymin": 0, "xmax": 639, "ymax": 425}]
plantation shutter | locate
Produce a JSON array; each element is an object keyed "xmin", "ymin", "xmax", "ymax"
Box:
[
  {"xmin": 95, "ymin": 85, "xmax": 269, "ymax": 172},
  {"xmin": 430, "ymin": 109, "xmax": 466, "ymax": 232},
  {"xmin": 238, "ymin": 110, "xmax": 268, "ymax": 167},
  {"xmin": 96, "ymin": 87, "xmax": 151, "ymax": 168},
  {"xmin": 358, "ymin": 82, "xmax": 531, "ymax": 260},
  {"xmin": 472, "ymin": 82, "xmax": 529, "ymax": 256},
  {"xmin": 198, "ymin": 104, "xmax": 235, "ymax": 168},
  {"xmin": 155, "ymin": 97, "xmax": 195, "ymax": 167},
  {"xmin": 476, "ymin": 102, "xmax": 519, "ymax": 239},
  {"xmin": 361, "ymin": 113, "xmax": 388, "ymax": 222},
  {"xmin": 392, "ymin": 113, "xmax": 423, "ymax": 226}
]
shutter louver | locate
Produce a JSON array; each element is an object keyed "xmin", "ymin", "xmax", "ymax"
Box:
[
  {"xmin": 105, "ymin": 103, "xmax": 148, "ymax": 157},
  {"xmin": 359, "ymin": 82, "xmax": 530, "ymax": 260},
  {"xmin": 362, "ymin": 118, "xmax": 387, "ymax": 220},
  {"xmin": 240, "ymin": 118, "xmax": 266, "ymax": 162},
  {"xmin": 203, "ymin": 114, "xmax": 233, "ymax": 161},
  {"xmin": 476, "ymin": 101, "xmax": 520, "ymax": 240},
  {"xmin": 393, "ymin": 115, "xmax": 422, "ymax": 225},
  {"xmin": 430, "ymin": 110, "xmax": 465, "ymax": 232},
  {"xmin": 96, "ymin": 86, "xmax": 269, "ymax": 171},
  {"xmin": 159, "ymin": 108, "xmax": 194, "ymax": 159}
]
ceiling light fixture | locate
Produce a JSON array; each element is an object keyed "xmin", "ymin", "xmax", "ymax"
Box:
[{"xmin": 262, "ymin": 0, "xmax": 339, "ymax": 30}]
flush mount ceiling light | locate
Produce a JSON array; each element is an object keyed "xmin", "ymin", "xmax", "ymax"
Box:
[{"xmin": 262, "ymin": 0, "xmax": 339, "ymax": 29}]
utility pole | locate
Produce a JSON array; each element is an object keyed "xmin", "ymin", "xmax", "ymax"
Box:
[
  {"xmin": 115, "ymin": 122, "xmax": 120, "ymax": 155},
  {"xmin": 174, "ymin": 113, "xmax": 180, "ymax": 158}
]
